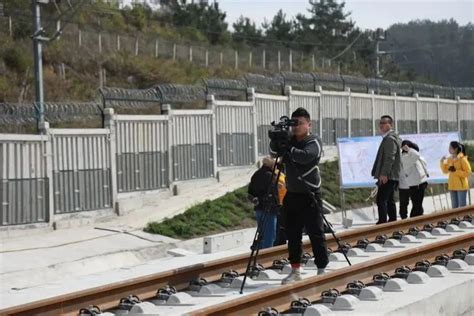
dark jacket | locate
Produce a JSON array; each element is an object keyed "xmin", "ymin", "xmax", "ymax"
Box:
[
  {"xmin": 282, "ymin": 134, "xmax": 323, "ymax": 193},
  {"xmin": 371, "ymin": 130, "xmax": 402, "ymax": 180},
  {"xmin": 248, "ymin": 166, "xmax": 279, "ymax": 212}
]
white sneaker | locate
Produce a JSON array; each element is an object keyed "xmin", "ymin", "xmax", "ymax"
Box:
[
  {"xmin": 281, "ymin": 268, "xmax": 302, "ymax": 284},
  {"xmin": 317, "ymin": 268, "xmax": 326, "ymax": 275}
]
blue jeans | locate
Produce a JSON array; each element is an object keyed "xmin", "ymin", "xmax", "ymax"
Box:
[
  {"xmin": 450, "ymin": 191, "xmax": 468, "ymax": 209},
  {"xmin": 255, "ymin": 210, "xmax": 277, "ymax": 249}
]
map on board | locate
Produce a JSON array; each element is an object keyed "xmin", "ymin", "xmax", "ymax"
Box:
[{"xmin": 337, "ymin": 132, "xmax": 460, "ymax": 188}]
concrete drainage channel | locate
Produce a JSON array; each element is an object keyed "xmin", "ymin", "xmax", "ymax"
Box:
[
  {"xmin": 86, "ymin": 217, "xmax": 473, "ymax": 315},
  {"xmin": 2, "ymin": 209, "xmax": 473, "ymax": 316}
]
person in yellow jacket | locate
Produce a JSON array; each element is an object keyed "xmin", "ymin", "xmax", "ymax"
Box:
[{"xmin": 440, "ymin": 141, "xmax": 472, "ymax": 208}]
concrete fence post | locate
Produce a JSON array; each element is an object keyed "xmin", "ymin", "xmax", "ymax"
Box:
[
  {"xmin": 247, "ymin": 88, "xmax": 258, "ymax": 164},
  {"xmin": 371, "ymin": 90, "xmax": 376, "ymax": 136},
  {"xmin": 346, "ymin": 87, "xmax": 351, "ymax": 138},
  {"xmin": 9, "ymin": 16, "xmax": 12, "ymax": 37},
  {"xmin": 456, "ymin": 96, "xmax": 461, "ymax": 134},
  {"xmin": 98, "ymin": 32, "xmax": 102, "ymax": 54},
  {"xmin": 161, "ymin": 104, "xmax": 174, "ymax": 191},
  {"xmin": 234, "ymin": 50, "xmax": 238, "ymax": 69},
  {"xmin": 392, "ymin": 92, "xmax": 398, "ymax": 133},
  {"xmin": 39, "ymin": 122, "xmax": 54, "ymax": 226},
  {"xmin": 206, "ymin": 95, "xmax": 218, "ymax": 179},
  {"xmin": 103, "ymin": 108, "xmax": 118, "ymax": 215},
  {"xmin": 436, "ymin": 95, "xmax": 441, "ymax": 133},
  {"xmin": 289, "ymin": 50, "xmax": 293, "ymax": 72},
  {"xmin": 415, "ymin": 93, "xmax": 420, "ymax": 134},
  {"xmin": 262, "ymin": 50, "xmax": 266, "ymax": 69},
  {"xmin": 155, "ymin": 39, "xmax": 159, "ymax": 57},
  {"xmin": 205, "ymin": 50, "xmax": 209, "ymax": 67},
  {"xmin": 116, "ymin": 34, "xmax": 121, "ymax": 51},
  {"xmin": 317, "ymin": 86, "xmax": 323, "ymax": 138},
  {"xmin": 284, "ymin": 85, "xmax": 292, "ymax": 114}
]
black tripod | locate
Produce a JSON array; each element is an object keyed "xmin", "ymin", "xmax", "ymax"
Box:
[{"xmin": 240, "ymin": 153, "xmax": 283, "ymax": 294}]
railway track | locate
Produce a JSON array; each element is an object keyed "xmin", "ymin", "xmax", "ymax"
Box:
[
  {"xmin": 1, "ymin": 206, "xmax": 473, "ymax": 316},
  {"xmin": 189, "ymin": 233, "xmax": 473, "ymax": 315}
]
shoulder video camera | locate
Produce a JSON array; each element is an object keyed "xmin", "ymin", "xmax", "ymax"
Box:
[{"xmin": 269, "ymin": 116, "xmax": 298, "ymax": 155}]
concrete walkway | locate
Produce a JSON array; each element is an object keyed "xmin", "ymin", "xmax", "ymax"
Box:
[{"xmin": 0, "ymin": 166, "xmax": 257, "ymax": 292}]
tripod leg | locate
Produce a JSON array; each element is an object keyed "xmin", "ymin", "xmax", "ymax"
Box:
[
  {"xmin": 321, "ymin": 212, "xmax": 352, "ymax": 266},
  {"xmin": 240, "ymin": 214, "xmax": 265, "ymax": 294},
  {"xmin": 240, "ymin": 208, "xmax": 276, "ymax": 294},
  {"xmin": 252, "ymin": 211, "xmax": 267, "ymax": 267}
]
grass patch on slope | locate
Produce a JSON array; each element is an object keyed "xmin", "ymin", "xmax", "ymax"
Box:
[
  {"xmin": 144, "ymin": 186, "xmax": 255, "ymax": 239},
  {"xmin": 144, "ymin": 159, "xmax": 372, "ymax": 239}
]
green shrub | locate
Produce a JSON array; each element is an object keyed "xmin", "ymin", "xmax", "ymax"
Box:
[
  {"xmin": 2, "ymin": 46, "xmax": 30, "ymax": 73},
  {"xmin": 0, "ymin": 76, "xmax": 8, "ymax": 101}
]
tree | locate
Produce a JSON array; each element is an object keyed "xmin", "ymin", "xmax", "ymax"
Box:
[
  {"xmin": 386, "ymin": 20, "xmax": 474, "ymax": 86},
  {"xmin": 262, "ymin": 10, "xmax": 296, "ymax": 47},
  {"xmin": 295, "ymin": 0, "xmax": 355, "ymax": 53},
  {"xmin": 2, "ymin": 0, "xmax": 33, "ymax": 39},
  {"xmin": 172, "ymin": 2, "xmax": 229, "ymax": 44},
  {"xmin": 122, "ymin": 3, "xmax": 153, "ymax": 32},
  {"xmin": 232, "ymin": 16, "xmax": 262, "ymax": 45}
]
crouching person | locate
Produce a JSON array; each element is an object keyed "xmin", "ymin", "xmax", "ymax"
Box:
[{"xmin": 248, "ymin": 156, "xmax": 283, "ymax": 249}]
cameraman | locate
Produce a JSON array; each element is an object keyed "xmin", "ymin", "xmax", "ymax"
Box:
[{"xmin": 270, "ymin": 107, "xmax": 328, "ymax": 284}]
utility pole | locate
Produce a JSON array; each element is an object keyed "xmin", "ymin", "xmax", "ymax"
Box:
[
  {"xmin": 32, "ymin": 0, "xmax": 45, "ymax": 129},
  {"xmin": 374, "ymin": 28, "xmax": 387, "ymax": 79},
  {"xmin": 31, "ymin": 0, "xmax": 86, "ymax": 131}
]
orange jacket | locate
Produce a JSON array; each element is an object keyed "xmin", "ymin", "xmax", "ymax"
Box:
[{"xmin": 277, "ymin": 173, "xmax": 287, "ymax": 205}]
